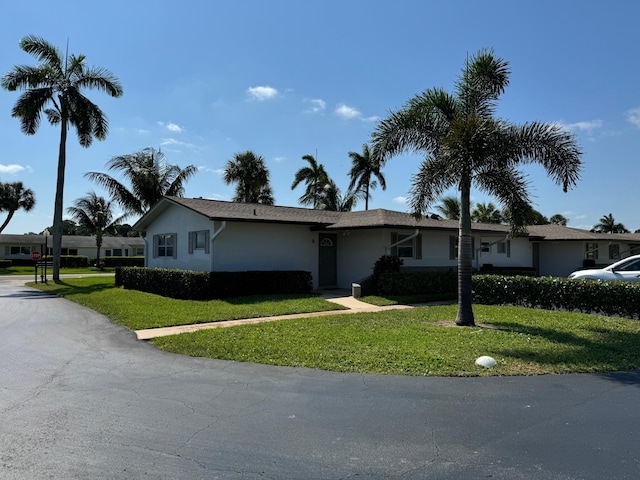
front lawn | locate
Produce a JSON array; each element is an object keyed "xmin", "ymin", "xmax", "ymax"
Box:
[
  {"xmin": 29, "ymin": 277, "xmax": 344, "ymax": 330},
  {"xmin": 152, "ymin": 305, "xmax": 640, "ymax": 376},
  {"xmin": 29, "ymin": 277, "xmax": 640, "ymax": 376},
  {"xmin": 1, "ymin": 265, "xmax": 116, "ymax": 275}
]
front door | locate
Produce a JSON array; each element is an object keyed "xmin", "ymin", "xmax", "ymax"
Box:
[{"xmin": 318, "ymin": 233, "xmax": 337, "ymax": 287}]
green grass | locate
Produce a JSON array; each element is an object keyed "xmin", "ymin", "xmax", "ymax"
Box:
[
  {"xmin": 360, "ymin": 293, "xmax": 457, "ymax": 306},
  {"xmin": 1, "ymin": 265, "xmax": 115, "ymax": 275},
  {"xmin": 29, "ymin": 277, "xmax": 345, "ymax": 330},
  {"xmin": 29, "ymin": 277, "xmax": 640, "ymax": 376},
  {"xmin": 151, "ymin": 305, "xmax": 640, "ymax": 376}
]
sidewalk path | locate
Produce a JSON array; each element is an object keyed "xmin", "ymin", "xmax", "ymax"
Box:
[{"xmin": 135, "ymin": 289, "xmax": 414, "ymax": 340}]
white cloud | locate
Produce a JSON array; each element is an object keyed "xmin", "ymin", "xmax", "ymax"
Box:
[
  {"xmin": 627, "ymin": 108, "xmax": 640, "ymax": 128},
  {"xmin": 555, "ymin": 119, "xmax": 603, "ymax": 133},
  {"xmin": 273, "ymin": 156, "xmax": 286, "ymax": 163},
  {"xmin": 0, "ymin": 164, "xmax": 28, "ymax": 174},
  {"xmin": 157, "ymin": 121, "xmax": 184, "ymax": 133},
  {"xmin": 246, "ymin": 86, "xmax": 279, "ymax": 101},
  {"xmin": 393, "ymin": 196, "xmax": 409, "ymax": 205},
  {"xmin": 160, "ymin": 138, "xmax": 197, "ymax": 150},
  {"xmin": 304, "ymin": 98, "xmax": 326, "ymax": 113},
  {"xmin": 335, "ymin": 103, "xmax": 361, "ymax": 119}
]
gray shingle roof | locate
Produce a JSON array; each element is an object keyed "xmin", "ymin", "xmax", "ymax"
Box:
[
  {"xmin": 0, "ymin": 234, "xmax": 144, "ymax": 248},
  {"xmin": 135, "ymin": 197, "xmax": 640, "ymax": 242}
]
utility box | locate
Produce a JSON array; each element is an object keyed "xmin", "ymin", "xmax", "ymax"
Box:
[{"xmin": 351, "ymin": 283, "xmax": 362, "ymax": 298}]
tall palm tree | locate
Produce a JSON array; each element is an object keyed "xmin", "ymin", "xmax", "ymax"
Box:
[
  {"xmin": 0, "ymin": 181, "xmax": 36, "ymax": 233},
  {"xmin": 372, "ymin": 48, "xmax": 582, "ymax": 326},
  {"xmin": 2, "ymin": 35, "xmax": 123, "ymax": 281},
  {"xmin": 291, "ymin": 154, "xmax": 329, "ymax": 208},
  {"xmin": 347, "ymin": 144, "xmax": 386, "ymax": 210},
  {"xmin": 434, "ymin": 195, "xmax": 461, "ymax": 220},
  {"xmin": 66, "ymin": 191, "xmax": 125, "ymax": 265},
  {"xmin": 593, "ymin": 213, "xmax": 629, "ymax": 233},
  {"xmin": 223, "ymin": 151, "xmax": 274, "ymax": 204},
  {"xmin": 85, "ymin": 147, "xmax": 198, "ymax": 216},
  {"xmin": 472, "ymin": 202, "xmax": 502, "ymax": 223}
]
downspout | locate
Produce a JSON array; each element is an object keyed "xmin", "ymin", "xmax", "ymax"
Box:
[
  {"xmin": 474, "ymin": 235, "xmax": 509, "ymax": 270},
  {"xmin": 210, "ymin": 221, "xmax": 226, "ymax": 271},
  {"xmin": 385, "ymin": 229, "xmax": 420, "ymax": 255}
]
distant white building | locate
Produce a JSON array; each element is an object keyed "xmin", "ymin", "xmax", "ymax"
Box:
[{"xmin": 0, "ymin": 234, "xmax": 145, "ymax": 262}]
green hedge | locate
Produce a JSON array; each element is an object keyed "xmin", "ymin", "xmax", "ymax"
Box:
[
  {"xmin": 378, "ymin": 271, "xmax": 457, "ymax": 296},
  {"xmin": 473, "ymin": 275, "xmax": 640, "ymax": 319},
  {"xmin": 100, "ymin": 256, "xmax": 144, "ymax": 268},
  {"xmin": 0, "ymin": 259, "xmax": 12, "ymax": 269},
  {"xmin": 115, "ymin": 267, "xmax": 313, "ymax": 300}
]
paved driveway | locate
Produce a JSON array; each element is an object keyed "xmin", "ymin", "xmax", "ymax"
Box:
[{"xmin": 1, "ymin": 279, "xmax": 639, "ymax": 479}]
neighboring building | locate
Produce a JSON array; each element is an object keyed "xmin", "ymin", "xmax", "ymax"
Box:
[
  {"xmin": 132, "ymin": 196, "xmax": 640, "ymax": 289},
  {"xmin": 0, "ymin": 234, "xmax": 145, "ymax": 262}
]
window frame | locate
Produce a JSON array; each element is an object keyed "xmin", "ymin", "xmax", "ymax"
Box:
[
  {"xmin": 153, "ymin": 233, "xmax": 177, "ymax": 258},
  {"xmin": 188, "ymin": 230, "xmax": 210, "ymax": 254},
  {"xmin": 390, "ymin": 232, "xmax": 422, "ymax": 260}
]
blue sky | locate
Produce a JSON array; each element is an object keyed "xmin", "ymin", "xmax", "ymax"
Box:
[{"xmin": 1, "ymin": 0, "xmax": 638, "ymax": 234}]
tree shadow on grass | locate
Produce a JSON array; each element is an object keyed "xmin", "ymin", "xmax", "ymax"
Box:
[
  {"xmin": 490, "ymin": 320, "xmax": 640, "ymax": 384},
  {"xmin": 35, "ymin": 280, "xmax": 117, "ymax": 298}
]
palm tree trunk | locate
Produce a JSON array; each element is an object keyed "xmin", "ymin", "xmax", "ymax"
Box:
[
  {"xmin": 0, "ymin": 210, "xmax": 15, "ymax": 234},
  {"xmin": 52, "ymin": 113, "xmax": 68, "ymax": 282},
  {"xmin": 456, "ymin": 174, "xmax": 475, "ymax": 326}
]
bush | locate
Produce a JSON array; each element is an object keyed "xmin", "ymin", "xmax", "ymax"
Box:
[
  {"xmin": 378, "ymin": 271, "xmax": 457, "ymax": 296},
  {"xmin": 473, "ymin": 275, "xmax": 640, "ymax": 319},
  {"xmin": 115, "ymin": 267, "xmax": 313, "ymax": 300},
  {"xmin": 0, "ymin": 259, "xmax": 12, "ymax": 269},
  {"xmin": 100, "ymin": 256, "xmax": 144, "ymax": 268}
]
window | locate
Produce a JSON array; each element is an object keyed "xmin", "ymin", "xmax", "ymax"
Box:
[
  {"xmin": 449, "ymin": 236, "xmax": 475, "ymax": 259},
  {"xmin": 133, "ymin": 247, "xmax": 144, "ymax": 256},
  {"xmin": 60, "ymin": 248, "xmax": 78, "ymax": 255},
  {"xmin": 154, "ymin": 233, "xmax": 176, "ymax": 258},
  {"xmin": 105, "ymin": 250, "xmax": 112, "ymax": 257},
  {"xmin": 390, "ymin": 232, "xmax": 422, "ymax": 259},
  {"xmin": 10, "ymin": 246, "xmax": 31, "ymax": 255},
  {"xmin": 481, "ymin": 242, "xmax": 491, "ymax": 253},
  {"xmin": 496, "ymin": 240, "xmax": 510, "ymax": 257},
  {"xmin": 188, "ymin": 230, "xmax": 210, "ymax": 254},
  {"xmin": 112, "ymin": 248, "xmax": 123, "ymax": 256},
  {"xmin": 615, "ymin": 258, "xmax": 640, "ymax": 271},
  {"xmin": 609, "ymin": 244, "xmax": 620, "ymax": 260},
  {"xmin": 585, "ymin": 243, "xmax": 599, "ymax": 260}
]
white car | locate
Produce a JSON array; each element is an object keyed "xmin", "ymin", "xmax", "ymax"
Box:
[{"xmin": 568, "ymin": 255, "xmax": 640, "ymax": 282}]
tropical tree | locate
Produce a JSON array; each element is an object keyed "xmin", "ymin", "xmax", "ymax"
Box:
[
  {"xmin": 317, "ymin": 179, "xmax": 361, "ymax": 212},
  {"xmin": 434, "ymin": 195, "xmax": 461, "ymax": 220},
  {"xmin": 592, "ymin": 213, "xmax": 629, "ymax": 233},
  {"xmin": 2, "ymin": 35, "xmax": 123, "ymax": 281},
  {"xmin": 347, "ymin": 144, "xmax": 386, "ymax": 210},
  {"xmin": 66, "ymin": 191, "xmax": 125, "ymax": 265},
  {"xmin": 222, "ymin": 150, "xmax": 274, "ymax": 204},
  {"xmin": 85, "ymin": 147, "xmax": 198, "ymax": 216},
  {"xmin": 372, "ymin": 48, "xmax": 582, "ymax": 326},
  {"xmin": 291, "ymin": 154, "xmax": 330, "ymax": 208},
  {"xmin": 549, "ymin": 213, "xmax": 568, "ymax": 226},
  {"xmin": 0, "ymin": 181, "xmax": 36, "ymax": 233},
  {"xmin": 502, "ymin": 204, "xmax": 549, "ymax": 225},
  {"xmin": 472, "ymin": 202, "xmax": 502, "ymax": 223}
]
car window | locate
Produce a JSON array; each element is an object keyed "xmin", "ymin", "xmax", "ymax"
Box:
[{"xmin": 615, "ymin": 259, "xmax": 640, "ymax": 271}]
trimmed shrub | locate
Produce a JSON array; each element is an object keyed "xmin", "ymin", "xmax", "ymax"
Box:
[
  {"xmin": 0, "ymin": 259, "xmax": 12, "ymax": 269},
  {"xmin": 473, "ymin": 275, "xmax": 640, "ymax": 319},
  {"xmin": 115, "ymin": 267, "xmax": 313, "ymax": 300},
  {"xmin": 378, "ymin": 271, "xmax": 457, "ymax": 296},
  {"xmin": 101, "ymin": 256, "xmax": 144, "ymax": 268}
]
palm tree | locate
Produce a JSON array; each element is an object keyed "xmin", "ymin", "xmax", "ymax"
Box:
[
  {"xmin": 66, "ymin": 191, "xmax": 125, "ymax": 265},
  {"xmin": 434, "ymin": 195, "xmax": 461, "ymax": 220},
  {"xmin": 291, "ymin": 154, "xmax": 329, "ymax": 208},
  {"xmin": 223, "ymin": 151, "xmax": 274, "ymax": 204},
  {"xmin": 347, "ymin": 144, "xmax": 386, "ymax": 210},
  {"xmin": 549, "ymin": 213, "xmax": 568, "ymax": 226},
  {"xmin": 318, "ymin": 179, "xmax": 361, "ymax": 212},
  {"xmin": 0, "ymin": 181, "xmax": 36, "ymax": 233},
  {"xmin": 372, "ymin": 48, "xmax": 582, "ymax": 326},
  {"xmin": 593, "ymin": 213, "xmax": 629, "ymax": 233},
  {"xmin": 472, "ymin": 202, "xmax": 502, "ymax": 223},
  {"xmin": 2, "ymin": 35, "xmax": 123, "ymax": 281},
  {"xmin": 85, "ymin": 147, "xmax": 198, "ymax": 216}
]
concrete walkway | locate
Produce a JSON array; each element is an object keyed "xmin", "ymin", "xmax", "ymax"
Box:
[{"xmin": 135, "ymin": 289, "xmax": 414, "ymax": 340}]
